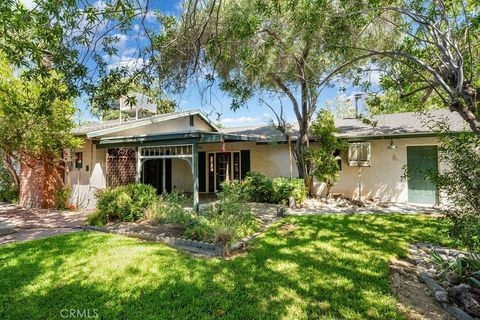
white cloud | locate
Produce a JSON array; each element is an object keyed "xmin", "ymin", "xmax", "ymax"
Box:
[
  {"xmin": 107, "ymin": 55, "xmax": 145, "ymax": 71},
  {"xmin": 221, "ymin": 116, "xmax": 259, "ymax": 126},
  {"xmin": 20, "ymin": 0, "xmax": 36, "ymax": 9},
  {"xmin": 93, "ymin": 0, "xmax": 107, "ymax": 10}
]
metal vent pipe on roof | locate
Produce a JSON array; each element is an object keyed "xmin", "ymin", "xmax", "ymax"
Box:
[{"xmin": 353, "ymin": 93, "xmax": 363, "ymax": 118}]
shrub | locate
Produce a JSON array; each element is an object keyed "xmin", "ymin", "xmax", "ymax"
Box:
[
  {"xmin": 55, "ymin": 186, "xmax": 71, "ymax": 210},
  {"xmin": 242, "ymin": 171, "xmax": 274, "ymax": 203},
  {"xmin": 431, "ymin": 132, "xmax": 480, "ymax": 251},
  {"xmin": 184, "ymin": 216, "xmax": 214, "ymax": 241},
  {"xmin": 91, "ymin": 183, "xmax": 157, "ymax": 225},
  {"xmin": 0, "ymin": 161, "xmax": 18, "ymax": 203},
  {"xmin": 184, "ymin": 181, "xmax": 260, "ymax": 244},
  {"xmin": 0, "ymin": 182, "xmax": 18, "ymax": 203},
  {"xmin": 272, "ymin": 177, "xmax": 307, "ymax": 205},
  {"xmin": 144, "ymin": 191, "xmax": 194, "ymax": 226}
]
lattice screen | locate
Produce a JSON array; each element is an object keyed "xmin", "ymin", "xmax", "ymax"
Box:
[{"xmin": 106, "ymin": 148, "xmax": 137, "ymax": 187}]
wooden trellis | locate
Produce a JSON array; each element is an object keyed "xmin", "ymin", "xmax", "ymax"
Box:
[{"xmin": 106, "ymin": 148, "xmax": 137, "ymax": 187}]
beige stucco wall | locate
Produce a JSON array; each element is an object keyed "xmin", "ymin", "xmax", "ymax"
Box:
[
  {"xmin": 331, "ymin": 136, "xmax": 442, "ymax": 203},
  {"xmin": 67, "ymin": 135, "xmax": 444, "ymax": 208},
  {"xmin": 67, "ymin": 140, "xmax": 107, "ymax": 209},
  {"xmin": 172, "ymin": 158, "xmax": 194, "ymax": 192},
  {"xmin": 103, "ymin": 115, "xmax": 212, "ymax": 138}
]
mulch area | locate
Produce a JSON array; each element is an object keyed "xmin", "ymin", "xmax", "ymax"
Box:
[{"xmin": 104, "ymin": 221, "xmax": 185, "ymax": 238}]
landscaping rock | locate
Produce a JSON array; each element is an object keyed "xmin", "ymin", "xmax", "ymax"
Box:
[
  {"xmin": 449, "ymin": 284, "xmax": 480, "ymax": 318},
  {"xmin": 446, "ymin": 272, "xmax": 462, "ymax": 285},
  {"xmin": 420, "ymin": 272, "xmax": 450, "ymax": 303},
  {"xmin": 288, "ymin": 197, "xmax": 296, "ymax": 209}
]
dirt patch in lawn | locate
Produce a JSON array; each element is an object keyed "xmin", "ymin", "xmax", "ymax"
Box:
[
  {"xmin": 390, "ymin": 258, "xmax": 453, "ymax": 320},
  {"xmin": 106, "ymin": 221, "xmax": 185, "ymax": 238}
]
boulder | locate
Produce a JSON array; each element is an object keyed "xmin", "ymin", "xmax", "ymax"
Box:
[{"xmin": 446, "ymin": 271, "xmax": 462, "ymax": 285}]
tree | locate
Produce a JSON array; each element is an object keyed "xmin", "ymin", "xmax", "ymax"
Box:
[
  {"xmin": 307, "ymin": 110, "xmax": 346, "ymax": 196},
  {"xmin": 0, "ymin": 0, "xmax": 143, "ymax": 97},
  {"xmin": 343, "ymin": 0, "xmax": 480, "ymax": 137},
  {"xmin": 0, "ymin": 52, "xmax": 80, "ymax": 207},
  {"xmin": 146, "ymin": 0, "xmax": 394, "ymax": 183}
]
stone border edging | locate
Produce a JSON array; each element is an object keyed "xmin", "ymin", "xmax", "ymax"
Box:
[
  {"xmin": 419, "ymin": 271, "xmax": 475, "ymax": 320},
  {"xmin": 84, "ymin": 225, "xmax": 218, "ymax": 256}
]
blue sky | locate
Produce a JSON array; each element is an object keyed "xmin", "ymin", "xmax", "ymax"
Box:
[{"xmin": 20, "ymin": 0, "xmax": 370, "ymax": 127}]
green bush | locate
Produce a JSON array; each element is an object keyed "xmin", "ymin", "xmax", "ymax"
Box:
[
  {"xmin": 0, "ymin": 161, "xmax": 18, "ymax": 203},
  {"xmin": 186, "ymin": 180, "xmax": 259, "ymax": 244},
  {"xmin": 0, "ymin": 183, "xmax": 18, "ymax": 203},
  {"xmin": 184, "ymin": 215, "xmax": 214, "ymax": 241},
  {"xmin": 55, "ymin": 186, "xmax": 71, "ymax": 210},
  {"xmin": 90, "ymin": 183, "xmax": 158, "ymax": 225},
  {"xmin": 242, "ymin": 171, "xmax": 274, "ymax": 203},
  {"xmin": 272, "ymin": 177, "xmax": 307, "ymax": 205},
  {"xmin": 144, "ymin": 191, "xmax": 194, "ymax": 226}
]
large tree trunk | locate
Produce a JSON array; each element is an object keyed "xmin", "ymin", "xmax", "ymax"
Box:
[
  {"xmin": 455, "ymin": 85, "xmax": 480, "ymax": 138},
  {"xmin": 19, "ymin": 154, "xmax": 64, "ymax": 208}
]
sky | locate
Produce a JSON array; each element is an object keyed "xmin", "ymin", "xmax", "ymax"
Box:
[{"xmin": 22, "ymin": 0, "xmax": 373, "ymax": 127}]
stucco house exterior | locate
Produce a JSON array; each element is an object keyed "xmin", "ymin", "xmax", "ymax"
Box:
[{"xmin": 67, "ymin": 109, "xmax": 468, "ymax": 209}]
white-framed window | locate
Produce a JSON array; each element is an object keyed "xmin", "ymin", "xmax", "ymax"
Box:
[{"xmin": 348, "ymin": 142, "xmax": 371, "ymax": 167}]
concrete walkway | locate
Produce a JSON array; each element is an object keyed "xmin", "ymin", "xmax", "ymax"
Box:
[
  {"xmin": 287, "ymin": 203, "xmax": 440, "ymax": 215},
  {"xmin": 0, "ymin": 202, "xmax": 89, "ymax": 245}
]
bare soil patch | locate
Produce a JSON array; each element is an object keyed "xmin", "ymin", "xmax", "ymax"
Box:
[{"xmin": 390, "ymin": 258, "xmax": 454, "ymax": 320}]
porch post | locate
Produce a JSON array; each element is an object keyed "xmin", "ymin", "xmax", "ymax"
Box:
[
  {"xmin": 192, "ymin": 142, "xmax": 199, "ymax": 212},
  {"xmin": 136, "ymin": 147, "xmax": 142, "ymax": 183}
]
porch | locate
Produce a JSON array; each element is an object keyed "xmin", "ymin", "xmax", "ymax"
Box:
[{"xmin": 96, "ymin": 131, "xmax": 258, "ymax": 210}]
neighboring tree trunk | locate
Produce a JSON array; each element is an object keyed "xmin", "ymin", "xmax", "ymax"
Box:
[{"xmin": 1, "ymin": 152, "xmax": 19, "ymax": 188}]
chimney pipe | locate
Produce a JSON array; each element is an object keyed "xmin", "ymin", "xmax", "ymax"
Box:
[{"xmin": 353, "ymin": 93, "xmax": 362, "ymax": 118}]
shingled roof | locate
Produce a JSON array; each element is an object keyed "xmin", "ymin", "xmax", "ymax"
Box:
[
  {"xmin": 221, "ymin": 109, "xmax": 468, "ymax": 140},
  {"xmin": 73, "ymin": 108, "xmax": 468, "ymax": 141}
]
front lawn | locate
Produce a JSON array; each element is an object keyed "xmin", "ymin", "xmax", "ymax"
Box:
[{"xmin": 0, "ymin": 214, "xmax": 455, "ymax": 319}]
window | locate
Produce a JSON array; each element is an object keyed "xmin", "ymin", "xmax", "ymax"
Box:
[
  {"xmin": 189, "ymin": 115, "xmax": 195, "ymax": 126},
  {"xmin": 74, "ymin": 152, "xmax": 83, "ymax": 169},
  {"xmin": 348, "ymin": 142, "xmax": 371, "ymax": 167}
]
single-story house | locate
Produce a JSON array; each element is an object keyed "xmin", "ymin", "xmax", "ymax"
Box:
[{"xmin": 67, "ymin": 109, "xmax": 468, "ymax": 209}]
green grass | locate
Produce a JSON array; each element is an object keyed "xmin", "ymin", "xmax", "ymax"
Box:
[{"xmin": 0, "ymin": 214, "xmax": 456, "ymax": 319}]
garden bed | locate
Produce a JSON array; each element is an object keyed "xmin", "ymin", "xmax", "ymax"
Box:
[
  {"xmin": 86, "ymin": 202, "xmax": 283, "ymax": 257},
  {"xmin": 404, "ymin": 243, "xmax": 480, "ymax": 320}
]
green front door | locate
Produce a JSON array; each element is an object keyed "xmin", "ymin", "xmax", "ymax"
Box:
[{"xmin": 407, "ymin": 146, "xmax": 438, "ymax": 204}]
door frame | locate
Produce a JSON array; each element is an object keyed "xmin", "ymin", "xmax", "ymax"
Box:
[
  {"xmin": 215, "ymin": 152, "xmax": 232, "ymax": 191},
  {"xmin": 405, "ymin": 144, "xmax": 439, "ymax": 204},
  {"xmin": 206, "ymin": 151, "xmax": 242, "ymax": 193}
]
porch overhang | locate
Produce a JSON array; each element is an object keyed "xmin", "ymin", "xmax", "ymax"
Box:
[{"xmin": 92, "ymin": 131, "xmax": 262, "ymax": 149}]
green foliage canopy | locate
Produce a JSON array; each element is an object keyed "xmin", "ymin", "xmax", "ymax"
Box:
[{"xmin": 0, "ymin": 52, "xmax": 80, "ymax": 161}]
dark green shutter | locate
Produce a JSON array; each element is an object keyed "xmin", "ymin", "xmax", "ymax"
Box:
[
  {"xmin": 198, "ymin": 152, "xmax": 206, "ymax": 192},
  {"xmin": 240, "ymin": 150, "xmax": 250, "ymax": 179}
]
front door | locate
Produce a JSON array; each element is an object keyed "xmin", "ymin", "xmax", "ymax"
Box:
[
  {"xmin": 216, "ymin": 153, "xmax": 231, "ymax": 190},
  {"xmin": 407, "ymin": 146, "xmax": 438, "ymax": 204},
  {"xmin": 142, "ymin": 159, "xmax": 172, "ymax": 194},
  {"xmin": 143, "ymin": 159, "xmax": 163, "ymax": 194}
]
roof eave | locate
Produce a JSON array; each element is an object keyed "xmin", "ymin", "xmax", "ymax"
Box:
[{"xmin": 86, "ymin": 110, "xmax": 218, "ymax": 138}]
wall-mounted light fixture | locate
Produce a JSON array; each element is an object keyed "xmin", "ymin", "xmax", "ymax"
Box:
[{"xmin": 388, "ymin": 139, "xmax": 397, "ymax": 150}]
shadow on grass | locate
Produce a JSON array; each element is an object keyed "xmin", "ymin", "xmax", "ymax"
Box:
[{"xmin": 0, "ymin": 214, "xmax": 455, "ymax": 319}]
